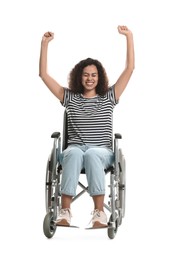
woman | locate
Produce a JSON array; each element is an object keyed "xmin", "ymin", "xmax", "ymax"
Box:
[{"xmin": 39, "ymin": 25, "xmax": 134, "ymax": 228}]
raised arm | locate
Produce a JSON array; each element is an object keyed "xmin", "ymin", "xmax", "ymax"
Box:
[
  {"xmin": 114, "ymin": 25, "xmax": 135, "ymax": 100},
  {"xmin": 39, "ymin": 32, "xmax": 64, "ymax": 102}
]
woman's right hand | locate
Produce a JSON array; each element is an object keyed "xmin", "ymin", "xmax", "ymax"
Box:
[{"xmin": 42, "ymin": 31, "xmax": 54, "ymax": 43}]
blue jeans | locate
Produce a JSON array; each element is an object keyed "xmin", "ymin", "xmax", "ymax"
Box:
[{"xmin": 60, "ymin": 144, "xmax": 114, "ymax": 197}]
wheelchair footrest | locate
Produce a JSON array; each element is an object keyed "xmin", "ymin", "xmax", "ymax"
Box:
[
  {"xmin": 85, "ymin": 226, "xmax": 108, "ymax": 230},
  {"xmin": 53, "ymin": 221, "xmax": 79, "ymax": 228},
  {"xmin": 57, "ymin": 225, "xmax": 79, "ymax": 228}
]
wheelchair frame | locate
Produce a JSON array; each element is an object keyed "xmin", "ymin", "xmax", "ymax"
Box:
[{"xmin": 43, "ymin": 111, "xmax": 126, "ymax": 239}]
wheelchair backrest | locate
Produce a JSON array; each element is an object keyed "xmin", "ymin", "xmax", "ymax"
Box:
[{"xmin": 62, "ymin": 110, "xmax": 68, "ymax": 151}]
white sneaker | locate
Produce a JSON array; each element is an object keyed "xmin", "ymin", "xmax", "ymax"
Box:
[
  {"xmin": 55, "ymin": 208, "xmax": 72, "ymax": 226},
  {"xmin": 91, "ymin": 209, "xmax": 108, "ymax": 228}
]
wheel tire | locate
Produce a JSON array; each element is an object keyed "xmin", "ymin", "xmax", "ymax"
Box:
[
  {"xmin": 43, "ymin": 212, "xmax": 56, "ymax": 238},
  {"xmin": 119, "ymin": 149, "xmax": 126, "ymax": 218},
  {"xmin": 107, "ymin": 215, "xmax": 118, "ymax": 239},
  {"xmin": 118, "ymin": 208, "xmax": 122, "ymax": 226},
  {"xmin": 45, "ymin": 154, "xmax": 54, "ymax": 213},
  {"xmin": 45, "ymin": 159, "xmax": 52, "ymax": 212}
]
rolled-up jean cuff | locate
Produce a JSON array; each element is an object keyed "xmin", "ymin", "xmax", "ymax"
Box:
[
  {"xmin": 89, "ymin": 191, "xmax": 105, "ymax": 197},
  {"xmin": 61, "ymin": 191, "xmax": 76, "ymax": 197}
]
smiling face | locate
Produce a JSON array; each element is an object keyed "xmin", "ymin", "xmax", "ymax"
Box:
[{"xmin": 81, "ymin": 65, "xmax": 99, "ymax": 97}]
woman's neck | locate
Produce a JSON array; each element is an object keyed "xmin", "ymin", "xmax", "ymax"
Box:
[{"xmin": 82, "ymin": 90, "xmax": 97, "ymax": 98}]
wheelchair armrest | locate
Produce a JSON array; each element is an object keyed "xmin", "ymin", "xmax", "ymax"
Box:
[
  {"xmin": 114, "ymin": 133, "xmax": 122, "ymax": 139},
  {"xmin": 51, "ymin": 132, "xmax": 61, "ymax": 138}
]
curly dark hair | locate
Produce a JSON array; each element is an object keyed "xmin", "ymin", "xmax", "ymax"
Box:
[{"xmin": 68, "ymin": 58, "xmax": 109, "ymax": 96}]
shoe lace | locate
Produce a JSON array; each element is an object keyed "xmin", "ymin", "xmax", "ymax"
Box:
[
  {"xmin": 59, "ymin": 208, "xmax": 72, "ymax": 217},
  {"xmin": 92, "ymin": 209, "xmax": 101, "ymax": 217},
  {"xmin": 88, "ymin": 209, "xmax": 101, "ymax": 225}
]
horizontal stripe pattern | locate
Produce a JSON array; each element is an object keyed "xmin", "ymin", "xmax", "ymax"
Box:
[{"xmin": 61, "ymin": 85, "xmax": 118, "ymax": 149}]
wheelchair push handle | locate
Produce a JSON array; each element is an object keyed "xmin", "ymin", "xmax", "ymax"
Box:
[
  {"xmin": 114, "ymin": 133, "xmax": 122, "ymax": 139},
  {"xmin": 51, "ymin": 132, "xmax": 61, "ymax": 138}
]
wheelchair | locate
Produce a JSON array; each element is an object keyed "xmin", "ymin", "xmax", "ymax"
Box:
[{"xmin": 43, "ymin": 111, "xmax": 126, "ymax": 239}]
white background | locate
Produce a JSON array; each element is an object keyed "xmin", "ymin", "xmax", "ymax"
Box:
[{"xmin": 1, "ymin": 0, "xmax": 174, "ymax": 259}]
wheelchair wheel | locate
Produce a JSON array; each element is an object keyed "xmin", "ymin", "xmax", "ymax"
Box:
[
  {"xmin": 119, "ymin": 149, "xmax": 126, "ymax": 218},
  {"xmin": 45, "ymin": 158, "xmax": 54, "ymax": 212},
  {"xmin": 43, "ymin": 212, "xmax": 56, "ymax": 238},
  {"xmin": 118, "ymin": 208, "xmax": 123, "ymax": 226},
  {"xmin": 107, "ymin": 214, "xmax": 118, "ymax": 239}
]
